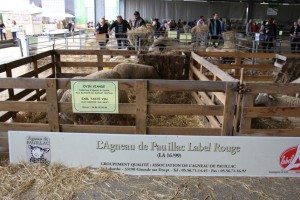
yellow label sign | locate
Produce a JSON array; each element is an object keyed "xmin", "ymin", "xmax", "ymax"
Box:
[{"xmin": 71, "ymin": 81, "xmax": 119, "ymax": 113}]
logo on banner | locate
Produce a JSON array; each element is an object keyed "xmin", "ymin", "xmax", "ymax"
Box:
[
  {"xmin": 280, "ymin": 145, "xmax": 300, "ymax": 171},
  {"xmin": 26, "ymin": 136, "xmax": 51, "ymax": 164}
]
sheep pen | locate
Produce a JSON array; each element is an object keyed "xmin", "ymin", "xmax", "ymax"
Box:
[{"xmin": 1, "ymin": 49, "xmax": 300, "ymax": 199}]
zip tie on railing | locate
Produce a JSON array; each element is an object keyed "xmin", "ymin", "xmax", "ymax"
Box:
[{"xmin": 236, "ymin": 83, "xmax": 251, "ymax": 94}]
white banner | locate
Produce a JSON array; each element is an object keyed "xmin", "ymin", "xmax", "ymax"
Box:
[
  {"xmin": 267, "ymin": 8, "xmax": 278, "ymax": 16},
  {"xmin": 9, "ymin": 131, "xmax": 300, "ymax": 177}
]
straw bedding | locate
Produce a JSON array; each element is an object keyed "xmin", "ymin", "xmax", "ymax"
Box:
[
  {"xmin": 0, "ymin": 162, "xmax": 122, "ymax": 199},
  {"xmin": 1, "ymin": 161, "xmax": 300, "ymax": 199},
  {"xmin": 191, "ymin": 25, "xmax": 209, "ymax": 40},
  {"xmin": 127, "ymin": 26, "xmax": 154, "ymax": 49}
]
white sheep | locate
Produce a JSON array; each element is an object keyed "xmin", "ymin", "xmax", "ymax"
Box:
[
  {"xmin": 112, "ymin": 63, "xmax": 160, "ymax": 79},
  {"xmin": 255, "ymin": 93, "xmax": 300, "ymax": 122}
]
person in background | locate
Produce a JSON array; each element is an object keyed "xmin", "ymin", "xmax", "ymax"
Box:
[
  {"xmin": 259, "ymin": 21, "xmax": 268, "ymax": 52},
  {"xmin": 95, "ymin": 18, "xmax": 109, "ymax": 49},
  {"xmin": 0, "ymin": 20, "xmax": 6, "ymax": 40},
  {"xmin": 152, "ymin": 18, "xmax": 161, "ymax": 38},
  {"xmin": 209, "ymin": 13, "xmax": 222, "ymax": 47},
  {"xmin": 109, "ymin": 16, "xmax": 131, "ymax": 49},
  {"xmin": 265, "ymin": 18, "xmax": 277, "ymax": 52},
  {"xmin": 226, "ymin": 20, "xmax": 232, "ymax": 31},
  {"xmin": 133, "ymin": 11, "xmax": 145, "ymax": 29},
  {"xmin": 132, "ymin": 11, "xmax": 145, "ymax": 50},
  {"xmin": 188, "ymin": 20, "xmax": 195, "ymax": 28},
  {"xmin": 182, "ymin": 21, "xmax": 191, "ymax": 33},
  {"xmin": 169, "ymin": 20, "xmax": 178, "ymax": 31},
  {"xmin": 11, "ymin": 20, "xmax": 18, "ymax": 40},
  {"xmin": 252, "ymin": 22, "xmax": 259, "ymax": 33},
  {"xmin": 177, "ymin": 19, "xmax": 183, "ymax": 29},
  {"xmin": 158, "ymin": 20, "xmax": 167, "ymax": 37},
  {"xmin": 67, "ymin": 20, "xmax": 73, "ymax": 32},
  {"xmin": 290, "ymin": 19, "xmax": 300, "ymax": 53},
  {"xmin": 197, "ymin": 16, "xmax": 205, "ymax": 26},
  {"xmin": 245, "ymin": 18, "xmax": 253, "ymax": 36},
  {"xmin": 219, "ymin": 18, "xmax": 225, "ymax": 32}
]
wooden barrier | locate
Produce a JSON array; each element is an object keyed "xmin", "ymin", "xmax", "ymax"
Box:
[
  {"xmin": 0, "ymin": 50, "xmax": 54, "ymax": 123},
  {"xmin": 1, "ymin": 49, "xmax": 299, "ymax": 160},
  {"xmin": 190, "ymin": 52, "xmax": 238, "ymax": 131},
  {"xmin": 54, "ymin": 49, "xmax": 138, "ymax": 77},
  {"xmin": 240, "ymin": 82, "xmax": 300, "ymax": 137},
  {"xmin": 0, "ymin": 78, "xmax": 238, "ymax": 159},
  {"xmin": 196, "ymin": 51, "xmax": 300, "ymax": 82}
]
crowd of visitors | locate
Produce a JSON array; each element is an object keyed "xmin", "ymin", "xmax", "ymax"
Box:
[{"xmin": 91, "ymin": 10, "xmax": 300, "ymax": 52}]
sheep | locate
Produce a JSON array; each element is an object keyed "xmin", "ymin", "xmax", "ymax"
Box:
[
  {"xmin": 148, "ymin": 37, "xmax": 179, "ymax": 52},
  {"xmin": 255, "ymin": 93, "xmax": 300, "ymax": 122},
  {"xmin": 112, "ymin": 63, "xmax": 161, "ymax": 79},
  {"xmin": 12, "ymin": 112, "xmax": 48, "ymax": 123},
  {"xmin": 59, "ymin": 70, "xmax": 131, "ymax": 125}
]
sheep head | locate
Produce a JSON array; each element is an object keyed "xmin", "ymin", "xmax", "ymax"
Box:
[{"xmin": 255, "ymin": 93, "xmax": 276, "ymax": 105}]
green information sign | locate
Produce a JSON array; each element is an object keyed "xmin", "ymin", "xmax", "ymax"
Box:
[{"xmin": 71, "ymin": 81, "xmax": 119, "ymax": 113}]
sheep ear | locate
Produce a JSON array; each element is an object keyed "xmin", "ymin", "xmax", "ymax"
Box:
[{"xmin": 268, "ymin": 95, "xmax": 275, "ymax": 100}]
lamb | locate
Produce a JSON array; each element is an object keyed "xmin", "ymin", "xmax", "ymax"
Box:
[
  {"xmin": 254, "ymin": 93, "xmax": 300, "ymax": 122},
  {"xmin": 59, "ymin": 70, "xmax": 131, "ymax": 125},
  {"xmin": 148, "ymin": 37, "xmax": 179, "ymax": 52},
  {"xmin": 112, "ymin": 63, "xmax": 161, "ymax": 79}
]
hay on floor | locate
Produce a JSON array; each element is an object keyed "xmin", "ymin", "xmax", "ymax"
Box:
[{"xmin": 0, "ymin": 162, "xmax": 122, "ymax": 199}]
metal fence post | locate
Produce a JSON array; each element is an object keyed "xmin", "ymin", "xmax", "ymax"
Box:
[
  {"xmin": 64, "ymin": 33, "xmax": 67, "ymax": 49},
  {"xmin": 26, "ymin": 36, "xmax": 30, "ymax": 57},
  {"xmin": 79, "ymin": 30, "xmax": 82, "ymax": 50}
]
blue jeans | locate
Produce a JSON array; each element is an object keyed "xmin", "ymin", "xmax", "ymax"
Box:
[{"xmin": 12, "ymin": 32, "xmax": 17, "ymax": 40}]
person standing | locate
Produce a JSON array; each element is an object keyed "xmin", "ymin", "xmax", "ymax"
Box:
[
  {"xmin": 265, "ymin": 18, "xmax": 277, "ymax": 52},
  {"xmin": 169, "ymin": 20, "xmax": 178, "ymax": 31},
  {"xmin": 109, "ymin": 16, "xmax": 131, "ymax": 49},
  {"xmin": 197, "ymin": 16, "xmax": 205, "ymax": 26},
  {"xmin": 219, "ymin": 18, "xmax": 225, "ymax": 32},
  {"xmin": 95, "ymin": 18, "xmax": 109, "ymax": 49},
  {"xmin": 245, "ymin": 19, "xmax": 253, "ymax": 36},
  {"xmin": 290, "ymin": 19, "xmax": 300, "ymax": 53},
  {"xmin": 252, "ymin": 22, "xmax": 259, "ymax": 33},
  {"xmin": 11, "ymin": 20, "xmax": 18, "ymax": 40},
  {"xmin": 152, "ymin": 18, "xmax": 161, "ymax": 38},
  {"xmin": 209, "ymin": 13, "xmax": 222, "ymax": 47},
  {"xmin": 133, "ymin": 11, "xmax": 145, "ymax": 29},
  {"xmin": 0, "ymin": 20, "xmax": 6, "ymax": 40},
  {"xmin": 67, "ymin": 20, "xmax": 73, "ymax": 32},
  {"xmin": 158, "ymin": 20, "xmax": 167, "ymax": 37},
  {"xmin": 259, "ymin": 21, "xmax": 268, "ymax": 52}
]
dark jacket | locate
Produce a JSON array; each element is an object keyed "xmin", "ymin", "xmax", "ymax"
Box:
[
  {"xmin": 133, "ymin": 17, "xmax": 145, "ymax": 29},
  {"xmin": 96, "ymin": 22, "xmax": 108, "ymax": 34},
  {"xmin": 265, "ymin": 24, "xmax": 277, "ymax": 37},
  {"xmin": 153, "ymin": 22, "xmax": 161, "ymax": 32},
  {"xmin": 209, "ymin": 19, "xmax": 222, "ymax": 36},
  {"xmin": 290, "ymin": 25, "xmax": 300, "ymax": 41},
  {"xmin": 109, "ymin": 20, "xmax": 131, "ymax": 34}
]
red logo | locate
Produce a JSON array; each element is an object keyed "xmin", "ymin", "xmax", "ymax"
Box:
[{"xmin": 280, "ymin": 145, "xmax": 300, "ymax": 171}]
